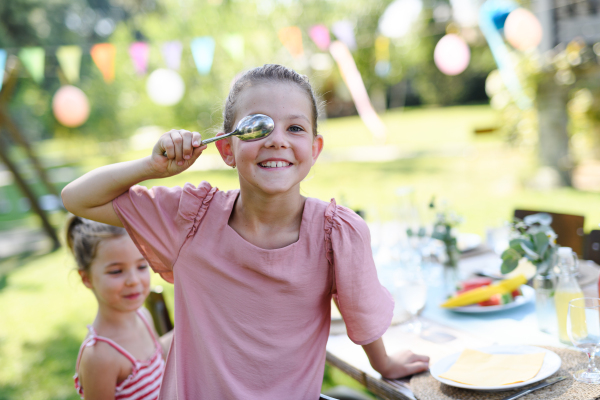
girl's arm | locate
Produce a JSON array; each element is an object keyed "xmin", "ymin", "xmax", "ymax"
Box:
[
  {"xmin": 77, "ymin": 345, "xmax": 122, "ymax": 400},
  {"xmin": 61, "ymin": 130, "xmax": 205, "ymax": 226},
  {"xmin": 362, "ymin": 338, "xmax": 429, "ymax": 379}
]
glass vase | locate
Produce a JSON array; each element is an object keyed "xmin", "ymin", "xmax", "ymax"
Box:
[
  {"xmin": 443, "ymin": 244, "xmax": 460, "ymax": 295},
  {"xmin": 533, "ymin": 271, "xmax": 557, "ymax": 334}
]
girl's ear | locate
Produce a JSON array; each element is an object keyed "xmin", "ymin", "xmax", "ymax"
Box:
[
  {"xmin": 79, "ymin": 270, "xmax": 93, "ymax": 289},
  {"xmin": 311, "ymin": 134, "xmax": 324, "ymax": 165},
  {"xmin": 215, "ymin": 135, "xmax": 236, "ymax": 167}
]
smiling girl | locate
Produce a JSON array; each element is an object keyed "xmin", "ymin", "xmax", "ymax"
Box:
[
  {"xmin": 66, "ymin": 215, "xmax": 172, "ymax": 399},
  {"xmin": 62, "ymin": 64, "xmax": 428, "ymax": 399}
]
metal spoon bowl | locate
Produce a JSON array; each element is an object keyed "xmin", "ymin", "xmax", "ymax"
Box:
[{"xmin": 162, "ymin": 114, "xmax": 274, "ymax": 156}]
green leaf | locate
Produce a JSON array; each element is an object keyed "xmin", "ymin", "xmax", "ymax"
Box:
[
  {"xmin": 521, "ymin": 240, "xmax": 540, "ymax": 261},
  {"xmin": 532, "ymin": 231, "xmax": 550, "ymax": 256},
  {"xmin": 508, "ymin": 239, "xmax": 526, "ymax": 255},
  {"xmin": 501, "ymin": 248, "xmax": 521, "ymax": 274}
]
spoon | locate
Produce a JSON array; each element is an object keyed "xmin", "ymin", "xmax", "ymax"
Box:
[{"xmin": 162, "ymin": 114, "xmax": 274, "ymax": 156}]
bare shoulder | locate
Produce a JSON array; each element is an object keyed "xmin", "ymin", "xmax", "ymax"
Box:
[{"xmin": 79, "ymin": 341, "xmax": 122, "ymax": 377}]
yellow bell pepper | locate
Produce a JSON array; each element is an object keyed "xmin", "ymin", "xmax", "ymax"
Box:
[{"xmin": 441, "ymin": 274, "xmax": 527, "ymax": 308}]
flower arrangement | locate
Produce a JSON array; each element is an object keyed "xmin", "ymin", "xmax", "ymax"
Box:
[
  {"xmin": 500, "ymin": 213, "xmax": 558, "ymax": 275},
  {"xmin": 429, "ymin": 198, "xmax": 463, "ymax": 268}
]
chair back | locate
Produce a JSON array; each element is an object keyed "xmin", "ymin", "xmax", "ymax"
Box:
[
  {"xmin": 513, "ymin": 210, "xmax": 585, "ymax": 256},
  {"xmin": 145, "ymin": 286, "xmax": 173, "ymax": 336},
  {"xmin": 584, "ymin": 230, "xmax": 600, "ymax": 265}
]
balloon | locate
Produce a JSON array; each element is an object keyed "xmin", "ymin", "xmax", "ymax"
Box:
[
  {"xmin": 52, "ymin": 86, "xmax": 90, "ymax": 128},
  {"xmin": 504, "ymin": 8, "xmax": 543, "ymax": 51},
  {"xmin": 434, "ymin": 34, "xmax": 471, "ymax": 76},
  {"xmin": 146, "ymin": 69, "xmax": 185, "ymax": 106}
]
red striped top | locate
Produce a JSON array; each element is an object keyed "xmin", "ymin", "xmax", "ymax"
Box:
[{"xmin": 74, "ymin": 309, "xmax": 165, "ymax": 400}]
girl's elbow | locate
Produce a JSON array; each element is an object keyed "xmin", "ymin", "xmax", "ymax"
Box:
[{"xmin": 61, "ymin": 184, "xmax": 79, "ymax": 214}]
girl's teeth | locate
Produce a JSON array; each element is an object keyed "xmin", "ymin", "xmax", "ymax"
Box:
[
  {"xmin": 276, "ymin": 161, "xmax": 283, "ymax": 168},
  {"xmin": 261, "ymin": 161, "xmax": 289, "ymax": 168}
]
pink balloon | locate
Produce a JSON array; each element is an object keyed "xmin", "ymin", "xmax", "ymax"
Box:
[
  {"xmin": 504, "ymin": 8, "xmax": 543, "ymax": 51},
  {"xmin": 434, "ymin": 34, "xmax": 471, "ymax": 76},
  {"xmin": 52, "ymin": 85, "xmax": 90, "ymax": 128}
]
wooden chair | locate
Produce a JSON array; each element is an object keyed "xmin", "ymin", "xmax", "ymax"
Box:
[
  {"xmin": 514, "ymin": 210, "xmax": 585, "ymax": 256},
  {"xmin": 145, "ymin": 286, "xmax": 173, "ymax": 335},
  {"xmin": 584, "ymin": 230, "xmax": 600, "ymax": 265}
]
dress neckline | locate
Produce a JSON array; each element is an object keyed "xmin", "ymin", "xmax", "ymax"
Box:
[{"xmin": 224, "ymin": 191, "xmax": 311, "ymax": 252}]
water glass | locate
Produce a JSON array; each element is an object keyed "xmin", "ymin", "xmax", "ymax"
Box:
[
  {"xmin": 567, "ymin": 297, "xmax": 600, "ymax": 384},
  {"xmin": 393, "ymin": 263, "xmax": 427, "ymax": 333}
]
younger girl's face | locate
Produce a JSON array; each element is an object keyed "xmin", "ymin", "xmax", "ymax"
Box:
[
  {"xmin": 217, "ymin": 82, "xmax": 324, "ymax": 196},
  {"xmin": 81, "ymin": 235, "xmax": 150, "ymax": 313}
]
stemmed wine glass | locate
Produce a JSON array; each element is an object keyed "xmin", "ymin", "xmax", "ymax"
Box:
[
  {"xmin": 393, "ymin": 263, "xmax": 427, "ymax": 333},
  {"xmin": 567, "ymin": 297, "xmax": 600, "ymax": 384}
]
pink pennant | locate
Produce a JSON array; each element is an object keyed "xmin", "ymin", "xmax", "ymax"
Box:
[
  {"xmin": 309, "ymin": 25, "xmax": 331, "ymax": 51},
  {"xmin": 129, "ymin": 42, "xmax": 150, "ymax": 75},
  {"xmin": 161, "ymin": 41, "xmax": 183, "ymax": 71}
]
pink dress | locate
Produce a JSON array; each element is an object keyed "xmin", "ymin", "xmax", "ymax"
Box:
[
  {"xmin": 74, "ymin": 309, "xmax": 165, "ymax": 399},
  {"xmin": 113, "ymin": 181, "xmax": 393, "ymax": 400}
]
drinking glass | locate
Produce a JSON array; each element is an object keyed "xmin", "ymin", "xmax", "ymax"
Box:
[
  {"xmin": 567, "ymin": 297, "xmax": 600, "ymax": 384},
  {"xmin": 393, "ymin": 263, "xmax": 427, "ymax": 333}
]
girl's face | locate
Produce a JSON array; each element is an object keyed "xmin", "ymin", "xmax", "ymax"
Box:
[
  {"xmin": 80, "ymin": 235, "xmax": 150, "ymax": 313},
  {"xmin": 217, "ymin": 82, "xmax": 323, "ymax": 196}
]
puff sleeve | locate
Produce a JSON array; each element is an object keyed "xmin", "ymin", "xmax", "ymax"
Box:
[
  {"xmin": 113, "ymin": 181, "xmax": 217, "ymax": 283},
  {"xmin": 325, "ymin": 200, "xmax": 394, "ymax": 345}
]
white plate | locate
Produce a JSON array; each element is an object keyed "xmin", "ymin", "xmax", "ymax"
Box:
[
  {"xmin": 430, "ymin": 345, "xmax": 562, "ymax": 391},
  {"xmin": 450, "ymin": 285, "xmax": 534, "ymax": 313}
]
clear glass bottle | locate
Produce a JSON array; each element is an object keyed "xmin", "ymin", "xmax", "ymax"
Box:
[{"xmin": 554, "ymin": 247, "xmax": 584, "ymax": 344}]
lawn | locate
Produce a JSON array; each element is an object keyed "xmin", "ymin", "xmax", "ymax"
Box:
[{"xmin": 1, "ymin": 104, "xmax": 599, "ymax": 399}]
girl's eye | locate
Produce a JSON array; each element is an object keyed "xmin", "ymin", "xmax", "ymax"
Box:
[
  {"xmin": 107, "ymin": 269, "xmax": 122, "ymax": 275},
  {"xmin": 138, "ymin": 265, "xmax": 148, "ymax": 270},
  {"xmin": 289, "ymin": 125, "xmax": 304, "ymax": 133}
]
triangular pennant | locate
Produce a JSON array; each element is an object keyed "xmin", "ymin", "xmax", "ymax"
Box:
[
  {"xmin": 90, "ymin": 43, "xmax": 116, "ymax": 83},
  {"xmin": 222, "ymin": 34, "xmax": 244, "ymax": 61},
  {"xmin": 190, "ymin": 37, "xmax": 215, "ymax": 75},
  {"xmin": 0, "ymin": 49, "xmax": 6, "ymax": 91},
  {"xmin": 278, "ymin": 26, "xmax": 303, "ymax": 58},
  {"xmin": 375, "ymin": 36, "xmax": 390, "ymax": 62},
  {"xmin": 309, "ymin": 25, "xmax": 331, "ymax": 51},
  {"xmin": 19, "ymin": 47, "xmax": 45, "ymax": 83},
  {"xmin": 161, "ymin": 41, "xmax": 183, "ymax": 70},
  {"xmin": 129, "ymin": 42, "xmax": 150, "ymax": 75},
  {"xmin": 332, "ymin": 21, "xmax": 356, "ymax": 51},
  {"xmin": 56, "ymin": 45, "xmax": 82, "ymax": 84}
]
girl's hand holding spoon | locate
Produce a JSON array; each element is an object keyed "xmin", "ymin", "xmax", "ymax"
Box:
[{"xmin": 151, "ymin": 129, "xmax": 206, "ymax": 178}]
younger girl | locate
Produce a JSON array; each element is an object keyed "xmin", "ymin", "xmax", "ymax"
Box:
[
  {"xmin": 66, "ymin": 215, "xmax": 172, "ymax": 399},
  {"xmin": 62, "ymin": 64, "xmax": 429, "ymax": 399}
]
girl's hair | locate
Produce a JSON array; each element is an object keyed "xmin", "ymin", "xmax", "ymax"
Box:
[
  {"xmin": 64, "ymin": 214, "xmax": 127, "ymax": 272},
  {"xmin": 223, "ymin": 64, "xmax": 322, "ymax": 136}
]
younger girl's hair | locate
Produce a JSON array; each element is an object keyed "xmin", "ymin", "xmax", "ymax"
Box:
[
  {"xmin": 64, "ymin": 214, "xmax": 126, "ymax": 272},
  {"xmin": 223, "ymin": 64, "xmax": 323, "ymax": 136}
]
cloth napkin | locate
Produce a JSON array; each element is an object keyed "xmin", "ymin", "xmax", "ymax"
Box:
[{"xmin": 439, "ymin": 348, "xmax": 546, "ymax": 386}]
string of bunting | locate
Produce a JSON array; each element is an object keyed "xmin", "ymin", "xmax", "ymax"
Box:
[{"xmin": 0, "ymin": 23, "xmax": 388, "ymax": 137}]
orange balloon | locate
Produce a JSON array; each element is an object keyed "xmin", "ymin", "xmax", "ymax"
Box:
[
  {"xmin": 504, "ymin": 8, "xmax": 543, "ymax": 51},
  {"xmin": 52, "ymin": 85, "xmax": 90, "ymax": 128}
]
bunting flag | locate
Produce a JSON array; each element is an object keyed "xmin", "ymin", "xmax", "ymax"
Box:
[
  {"xmin": 222, "ymin": 34, "xmax": 245, "ymax": 61},
  {"xmin": 90, "ymin": 43, "xmax": 116, "ymax": 83},
  {"xmin": 129, "ymin": 42, "xmax": 150, "ymax": 75},
  {"xmin": 375, "ymin": 36, "xmax": 390, "ymax": 62},
  {"xmin": 191, "ymin": 37, "xmax": 215, "ymax": 75},
  {"xmin": 0, "ymin": 49, "xmax": 6, "ymax": 91},
  {"xmin": 332, "ymin": 21, "xmax": 356, "ymax": 51},
  {"xmin": 309, "ymin": 25, "xmax": 331, "ymax": 51},
  {"xmin": 329, "ymin": 41, "xmax": 386, "ymax": 139},
  {"xmin": 56, "ymin": 45, "xmax": 82, "ymax": 84},
  {"xmin": 19, "ymin": 47, "xmax": 45, "ymax": 83},
  {"xmin": 161, "ymin": 41, "xmax": 182, "ymax": 70},
  {"xmin": 278, "ymin": 27, "xmax": 304, "ymax": 58}
]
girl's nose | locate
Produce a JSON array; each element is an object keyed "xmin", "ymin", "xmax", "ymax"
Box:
[
  {"xmin": 125, "ymin": 270, "xmax": 140, "ymax": 286},
  {"xmin": 264, "ymin": 125, "xmax": 288, "ymax": 148}
]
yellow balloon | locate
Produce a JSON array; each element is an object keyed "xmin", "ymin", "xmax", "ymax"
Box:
[{"xmin": 504, "ymin": 8, "xmax": 543, "ymax": 51}]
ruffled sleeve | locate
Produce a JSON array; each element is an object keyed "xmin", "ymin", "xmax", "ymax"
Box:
[
  {"xmin": 325, "ymin": 199, "xmax": 394, "ymax": 345},
  {"xmin": 113, "ymin": 181, "xmax": 217, "ymax": 283}
]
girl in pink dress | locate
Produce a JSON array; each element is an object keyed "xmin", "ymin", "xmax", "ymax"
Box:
[
  {"xmin": 66, "ymin": 215, "xmax": 172, "ymax": 399},
  {"xmin": 62, "ymin": 64, "xmax": 429, "ymax": 399}
]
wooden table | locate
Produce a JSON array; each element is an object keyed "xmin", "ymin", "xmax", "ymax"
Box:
[{"xmin": 325, "ymin": 250, "xmax": 600, "ymax": 400}]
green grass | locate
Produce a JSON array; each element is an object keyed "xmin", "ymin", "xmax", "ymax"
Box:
[{"xmin": 1, "ymin": 104, "xmax": 599, "ymax": 398}]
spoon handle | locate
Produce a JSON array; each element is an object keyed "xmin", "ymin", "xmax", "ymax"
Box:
[{"xmin": 161, "ymin": 132, "xmax": 233, "ymax": 156}]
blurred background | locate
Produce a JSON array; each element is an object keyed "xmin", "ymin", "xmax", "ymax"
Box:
[{"xmin": 0, "ymin": 0, "xmax": 599, "ymax": 398}]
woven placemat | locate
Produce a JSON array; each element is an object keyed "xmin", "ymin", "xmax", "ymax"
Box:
[{"xmin": 410, "ymin": 346, "xmax": 600, "ymax": 400}]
